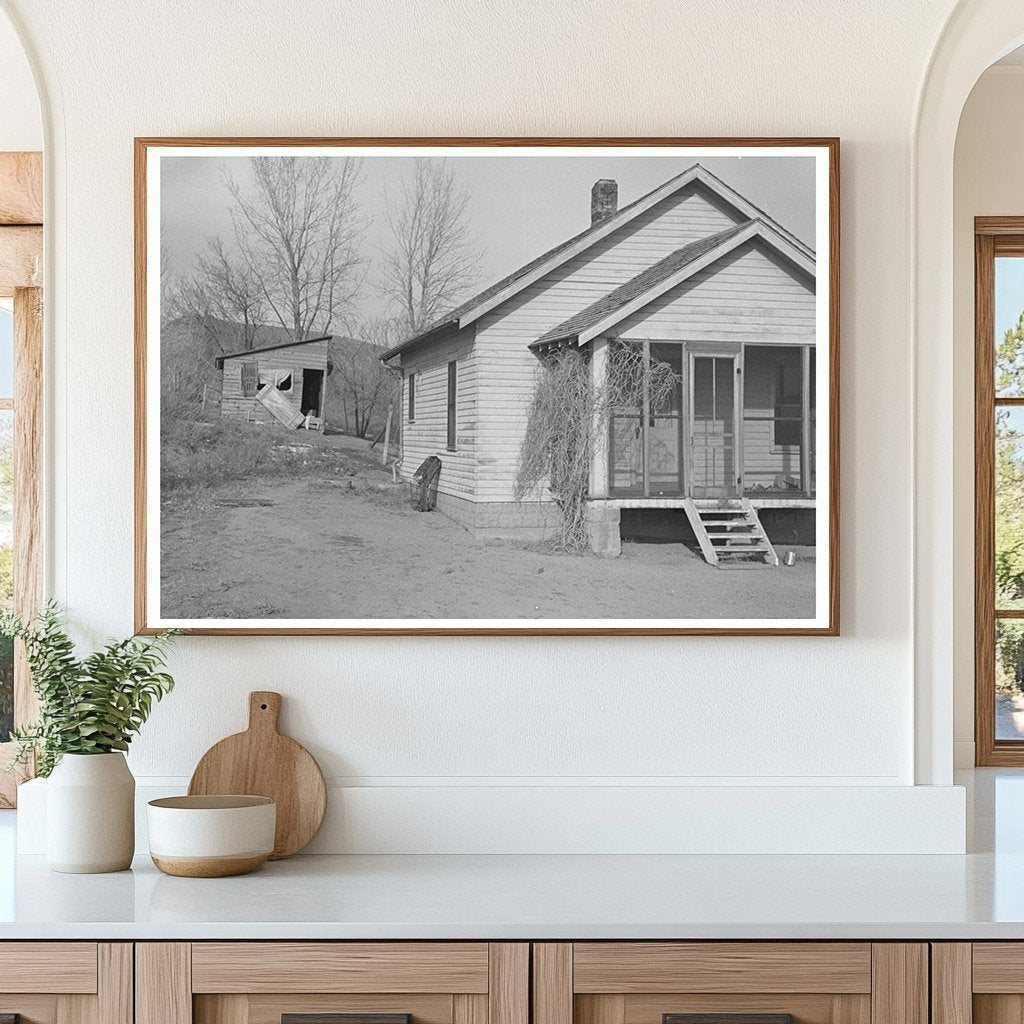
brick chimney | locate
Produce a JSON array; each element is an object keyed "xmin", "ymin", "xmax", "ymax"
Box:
[{"xmin": 591, "ymin": 179, "xmax": 618, "ymax": 225}]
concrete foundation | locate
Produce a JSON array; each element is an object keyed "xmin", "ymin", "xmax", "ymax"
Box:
[
  {"xmin": 587, "ymin": 502, "xmax": 622, "ymax": 557},
  {"xmin": 433, "ymin": 491, "xmax": 562, "ymax": 541}
]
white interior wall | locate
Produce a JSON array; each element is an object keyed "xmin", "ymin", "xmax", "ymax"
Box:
[
  {"xmin": 952, "ymin": 64, "xmax": 1024, "ymax": 767},
  {"xmin": 0, "ymin": 16, "xmax": 40, "ymax": 152},
  {"xmin": 0, "ymin": 0, "xmax": 976, "ymax": 852}
]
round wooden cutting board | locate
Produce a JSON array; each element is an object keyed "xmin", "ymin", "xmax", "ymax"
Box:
[{"xmin": 188, "ymin": 691, "xmax": 327, "ymax": 859}]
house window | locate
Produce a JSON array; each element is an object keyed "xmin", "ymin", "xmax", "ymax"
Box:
[
  {"xmin": 773, "ymin": 363, "xmax": 802, "ymax": 447},
  {"xmin": 446, "ymin": 361, "xmax": 457, "ymax": 451},
  {"xmin": 240, "ymin": 361, "xmax": 259, "ymax": 397},
  {"xmin": 408, "ymin": 372, "xmax": 416, "ymax": 422},
  {"xmin": 976, "ymin": 219, "xmax": 1024, "ymax": 765}
]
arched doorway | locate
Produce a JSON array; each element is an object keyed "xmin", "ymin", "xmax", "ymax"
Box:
[{"xmin": 914, "ymin": 1, "xmax": 1024, "ymax": 784}]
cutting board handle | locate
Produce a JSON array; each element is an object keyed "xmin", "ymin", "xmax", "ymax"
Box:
[{"xmin": 248, "ymin": 691, "xmax": 282, "ymax": 734}]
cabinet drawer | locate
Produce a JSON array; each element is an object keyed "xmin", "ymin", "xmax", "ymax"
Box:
[
  {"xmin": 191, "ymin": 943, "xmax": 491, "ymax": 994},
  {"xmin": 572, "ymin": 944, "xmax": 872, "ymax": 994},
  {"xmin": 0, "ymin": 942, "xmax": 98, "ymax": 994},
  {"xmin": 139, "ymin": 943, "xmax": 528, "ymax": 1024},
  {"xmin": 534, "ymin": 944, "xmax": 926, "ymax": 1024}
]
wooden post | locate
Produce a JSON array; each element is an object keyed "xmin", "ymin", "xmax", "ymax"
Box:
[
  {"xmin": 381, "ymin": 403, "xmax": 393, "ymax": 466},
  {"xmin": 801, "ymin": 344, "xmax": 812, "ymax": 494},
  {"xmin": 590, "ymin": 338, "xmax": 610, "ymax": 498},
  {"xmin": 13, "ymin": 286, "xmax": 42, "ymax": 729},
  {"xmin": 642, "ymin": 339, "xmax": 651, "ymax": 498}
]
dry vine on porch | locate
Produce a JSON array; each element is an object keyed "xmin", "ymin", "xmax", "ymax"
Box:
[{"xmin": 514, "ymin": 342, "xmax": 679, "ymax": 550}]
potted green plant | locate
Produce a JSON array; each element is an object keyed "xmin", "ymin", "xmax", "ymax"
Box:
[{"xmin": 2, "ymin": 603, "xmax": 178, "ymax": 873}]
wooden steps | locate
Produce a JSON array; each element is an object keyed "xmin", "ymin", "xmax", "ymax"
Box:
[{"xmin": 682, "ymin": 498, "xmax": 780, "ymax": 569}]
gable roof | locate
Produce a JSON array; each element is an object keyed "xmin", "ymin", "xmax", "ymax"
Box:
[
  {"xmin": 530, "ymin": 217, "xmax": 815, "ymax": 349},
  {"xmin": 214, "ymin": 334, "xmax": 332, "ymax": 367},
  {"xmin": 381, "ymin": 163, "xmax": 815, "ymax": 362}
]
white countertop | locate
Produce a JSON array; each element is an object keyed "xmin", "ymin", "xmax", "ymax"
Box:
[
  {"xmin": 0, "ymin": 769, "xmax": 1021, "ymax": 941},
  {"xmin": 0, "ymin": 849, "xmax": 1022, "ymax": 940}
]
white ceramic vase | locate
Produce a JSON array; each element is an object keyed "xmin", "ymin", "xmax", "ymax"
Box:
[{"xmin": 46, "ymin": 752, "xmax": 135, "ymax": 873}]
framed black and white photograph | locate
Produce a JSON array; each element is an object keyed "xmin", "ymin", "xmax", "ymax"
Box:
[{"xmin": 135, "ymin": 137, "xmax": 839, "ymax": 635}]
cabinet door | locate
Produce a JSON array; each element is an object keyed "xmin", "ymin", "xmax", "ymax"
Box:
[
  {"xmin": 534, "ymin": 944, "xmax": 927, "ymax": 1024},
  {"xmin": 942, "ymin": 943, "xmax": 1024, "ymax": 1024},
  {"xmin": 137, "ymin": 943, "xmax": 528, "ymax": 1024},
  {"xmin": 0, "ymin": 943, "xmax": 131, "ymax": 1024}
]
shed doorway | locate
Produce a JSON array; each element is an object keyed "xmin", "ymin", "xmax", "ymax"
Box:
[{"xmin": 301, "ymin": 368, "xmax": 324, "ymax": 417}]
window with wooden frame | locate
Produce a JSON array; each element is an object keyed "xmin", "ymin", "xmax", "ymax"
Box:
[
  {"xmin": 446, "ymin": 360, "xmax": 457, "ymax": 451},
  {"xmin": 973, "ymin": 218, "xmax": 1024, "ymax": 764},
  {"xmin": 0, "ymin": 151, "xmax": 44, "ymax": 807},
  {"xmin": 408, "ymin": 371, "xmax": 415, "ymax": 422}
]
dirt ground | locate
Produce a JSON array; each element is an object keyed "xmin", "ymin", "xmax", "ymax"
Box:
[{"xmin": 160, "ymin": 435, "xmax": 816, "ymax": 621}]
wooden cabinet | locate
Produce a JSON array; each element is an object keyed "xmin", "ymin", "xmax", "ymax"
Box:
[
  {"xmin": 0, "ymin": 943, "xmax": 132, "ymax": 1024},
  {"xmin": 532, "ymin": 944, "xmax": 929, "ymax": 1024},
  {"xmin": 932, "ymin": 943, "xmax": 1024, "ymax": 1024},
  {"xmin": 0, "ymin": 937, "xmax": 965, "ymax": 1024},
  {"xmin": 136, "ymin": 944, "xmax": 528, "ymax": 1024}
]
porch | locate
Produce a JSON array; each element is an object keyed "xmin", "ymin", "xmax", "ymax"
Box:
[
  {"xmin": 591, "ymin": 339, "xmax": 817, "ymax": 503},
  {"xmin": 593, "ymin": 495, "xmax": 815, "ymax": 509}
]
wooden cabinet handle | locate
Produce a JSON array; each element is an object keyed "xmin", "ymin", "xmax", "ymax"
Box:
[
  {"xmin": 283, "ymin": 1016, "xmax": 411, "ymax": 1024},
  {"xmin": 664, "ymin": 1016, "xmax": 794, "ymax": 1024}
]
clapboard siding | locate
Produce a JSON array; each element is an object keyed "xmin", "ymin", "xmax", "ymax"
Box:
[
  {"xmin": 616, "ymin": 241, "xmax": 814, "ymax": 343},
  {"xmin": 220, "ymin": 339, "xmax": 329, "ymax": 425},
  {"xmin": 471, "ymin": 187, "xmax": 749, "ymax": 502},
  {"xmin": 400, "ymin": 327, "xmax": 477, "ymax": 499},
  {"xmin": 391, "ymin": 179, "xmax": 814, "ymax": 511}
]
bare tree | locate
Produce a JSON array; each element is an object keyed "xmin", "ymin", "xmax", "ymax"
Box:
[
  {"xmin": 225, "ymin": 156, "xmax": 366, "ymax": 340},
  {"xmin": 160, "ymin": 245, "xmax": 263, "ymax": 424},
  {"xmin": 160, "ymin": 217, "xmax": 187, "ymax": 328},
  {"xmin": 327, "ymin": 319, "xmax": 401, "ymax": 439},
  {"xmin": 381, "ymin": 158, "xmax": 480, "ymax": 336},
  {"xmin": 194, "ymin": 236, "xmax": 267, "ymax": 351}
]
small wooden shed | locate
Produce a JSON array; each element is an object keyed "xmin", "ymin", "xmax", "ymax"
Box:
[{"xmin": 215, "ymin": 335, "xmax": 332, "ymax": 428}]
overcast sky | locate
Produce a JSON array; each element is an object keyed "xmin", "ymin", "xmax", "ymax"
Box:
[{"xmin": 161, "ymin": 153, "xmax": 817, "ymax": 326}]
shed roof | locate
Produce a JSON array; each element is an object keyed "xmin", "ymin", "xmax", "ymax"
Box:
[
  {"xmin": 214, "ymin": 334, "xmax": 332, "ymax": 368},
  {"xmin": 381, "ymin": 162, "xmax": 815, "ymax": 363},
  {"xmin": 531, "ymin": 218, "xmax": 815, "ymax": 349}
]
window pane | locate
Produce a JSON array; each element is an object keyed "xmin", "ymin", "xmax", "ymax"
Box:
[
  {"xmin": 0, "ymin": 410, "xmax": 12, "ymax": 742},
  {"xmin": 996, "ymin": 256, "xmax": 1024, "ymax": 396},
  {"xmin": 997, "ymin": 407, "xmax": 1024, "ymax": 609},
  {"xmin": 0, "ymin": 307, "xmax": 13, "ymax": 398},
  {"xmin": 997, "ymin": 620, "xmax": 1024, "ymax": 740}
]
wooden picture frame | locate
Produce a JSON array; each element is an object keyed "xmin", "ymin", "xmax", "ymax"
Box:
[{"xmin": 135, "ymin": 137, "xmax": 839, "ymax": 636}]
